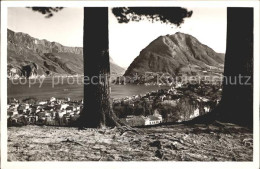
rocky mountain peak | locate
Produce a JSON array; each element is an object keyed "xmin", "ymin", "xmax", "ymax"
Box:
[{"xmin": 124, "ymin": 32, "xmax": 225, "ymax": 76}]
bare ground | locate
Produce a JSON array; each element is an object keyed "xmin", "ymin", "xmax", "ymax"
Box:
[{"xmin": 7, "ymin": 122, "xmax": 253, "ymax": 161}]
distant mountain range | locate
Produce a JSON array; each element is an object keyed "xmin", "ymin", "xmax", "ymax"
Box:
[
  {"xmin": 7, "ymin": 29, "xmax": 125, "ymax": 78},
  {"xmin": 7, "ymin": 29, "xmax": 224, "ymax": 79},
  {"xmin": 124, "ymin": 32, "xmax": 225, "ymax": 77}
]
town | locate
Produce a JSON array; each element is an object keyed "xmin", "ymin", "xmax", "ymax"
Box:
[
  {"xmin": 7, "ymin": 97, "xmax": 83, "ymax": 127},
  {"xmin": 7, "ymin": 80, "xmax": 222, "ymax": 127}
]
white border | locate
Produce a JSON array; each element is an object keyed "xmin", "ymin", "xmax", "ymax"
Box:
[
  {"xmin": 1, "ymin": 1, "xmax": 259, "ymax": 169},
  {"xmin": 0, "ymin": 0, "xmax": 260, "ymax": 7}
]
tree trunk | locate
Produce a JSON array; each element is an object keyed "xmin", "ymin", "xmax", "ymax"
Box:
[
  {"xmin": 217, "ymin": 7, "xmax": 253, "ymax": 128},
  {"xmin": 78, "ymin": 7, "xmax": 122, "ymax": 128},
  {"xmin": 188, "ymin": 8, "xmax": 253, "ymax": 129}
]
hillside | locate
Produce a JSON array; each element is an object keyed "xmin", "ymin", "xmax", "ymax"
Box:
[
  {"xmin": 124, "ymin": 32, "xmax": 225, "ymax": 76},
  {"xmin": 8, "ymin": 124, "xmax": 252, "ymax": 161},
  {"xmin": 7, "ymin": 29, "xmax": 125, "ymax": 78}
]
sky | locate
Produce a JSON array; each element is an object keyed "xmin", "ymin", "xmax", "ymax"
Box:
[
  {"xmin": 8, "ymin": 8, "xmax": 84, "ymax": 47},
  {"xmin": 8, "ymin": 7, "xmax": 227, "ymax": 68}
]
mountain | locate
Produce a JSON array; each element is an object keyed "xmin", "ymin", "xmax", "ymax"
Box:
[
  {"xmin": 7, "ymin": 29, "xmax": 125, "ymax": 78},
  {"xmin": 124, "ymin": 32, "xmax": 225, "ymax": 76},
  {"xmin": 109, "ymin": 57, "xmax": 126, "ymax": 75}
]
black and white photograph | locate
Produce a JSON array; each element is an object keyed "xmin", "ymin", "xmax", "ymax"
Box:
[{"xmin": 1, "ymin": 1, "xmax": 259, "ymax": 169}]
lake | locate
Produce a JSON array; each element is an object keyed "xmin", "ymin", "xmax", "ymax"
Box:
[{"xmin": 8, "ymin": 77, "xmax": 169, "ymax": 100}]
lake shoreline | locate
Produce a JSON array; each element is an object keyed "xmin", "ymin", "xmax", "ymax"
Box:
[{"xmin": 8, "ymin": 79, "xmax": 171, "ymax": 100}]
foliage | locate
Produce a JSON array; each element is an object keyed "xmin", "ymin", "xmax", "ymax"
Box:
[
  {"xmin": 112, "ymin": 7, "xmax": 193, "ymax": 26},
  {"xmin": 27, "ymin": 7, "xmax": 63, "ymax": 18},
  {"xmin": 156, "ymin": 101, "xmax": 181, "ymax": 122}
]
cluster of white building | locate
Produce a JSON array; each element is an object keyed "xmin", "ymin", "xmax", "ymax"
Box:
[
  {"xmin": 125, "ymin": 111, "xmax": 163, "ymax": 127},
  {"xmin": 7, "ymin": 97, "xmax": 83, "ymax": 125}
]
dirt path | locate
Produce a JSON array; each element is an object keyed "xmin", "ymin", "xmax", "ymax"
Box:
[{"xmin": 7, "ymin": 123, "xmax": 253, "ymax": 161}]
